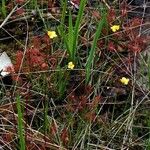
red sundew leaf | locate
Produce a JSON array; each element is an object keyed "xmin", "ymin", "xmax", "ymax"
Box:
[
  {"xmin": 113, "ymin": 31, "xmax": 124, "ymax": 39},
  {"xmin": 32, "ymin": 36, "xmax": 41, "ymax": 49},
  {"xmin": 97, "ymin": 39, "xmax": 105, "ymax": 48},
  {"xmin": 15, "ymin": 50, "xmax": 23, "ymax": 72},
  {"xmin": 121, "ymin": 8, "xmax": 127, "ymax": 17},
  {"xmin": 67, "ymin": 93, "xmax": 79, "ymax": 110},
  {"xmin": 124, "ymin": 18, "xmax": 143, "ymax": 39},
  {"xmin": 78, "ymin": 96, "xmax": 87, "ymax": 111},
  {"xmin": 107, "ymin": 41, "xmax": 116, "ymax": 52},
  {"xmin": 41, "ymin": 63, "xmax": 48, "ymax": 70},
  {"xmin": 30, "ymin": 56, "xmax": 45, "ymax": 66},
  {"xmin": 84, "ymin": 85, "xmax": 93, "ymax": 95},
  {"xmin": 60, "ymin": 128, "xmax": 69, "ymax": 145},
  {"xmin": 107, "ymin": 8, "xmax": 116, "ymax": 23},
  {"xmin": 67, "ymin": 93, "xmax": 76, "ymax": 102},
  {"xmin": 27, "ymin": 48, "xmax": 41, "ymax": 56},
  {"xmin": 50, "ymin": 120, "xmax": 58, "ymax": 136},
  {"xmin": 90, "ymin": 96, "xmax": 101, "ymax": 110},
  {"xmin": 15, "ymin": 0, "xmax": 25, "ymax": 4},
  {"xmin": 92, "ymin": 10, "xmax": 101, "ymax": 20},
  {"xmin": 120, "ymin": 1, "xmax": 128, "ymax": 17},
  {"xmin": 49, "ymin": 57, "xmax": 57, "ymax": 69},
  {"xmin": 25, "ymin": 47, "xmax": 49, "ymax": 71},
  {"xmin": 128, "ymin": 43, "xmax": 141, "ymax": 53},
  {"xmin": 135, "ymin": 36, "xmax": 148, "ymax": 46},
  {"xmin": 102, "ymin": 28, "xmax": 108, "ymax": 36},
  {"xmin": 26, "ymin": 142, "xmax": 36, "ymax": 150},
  {"xmin": 2, "ymin": 133, "xmax": 14, "ymax": 143},
  {"xmin": 16, "ymin": 44, "xmax": 51, "ymax": 72},
  {"xmin": 128, "ymin": 36, "xmax": 148, "ymax": 53},
  {"xmin": 85, "ymin": 111, "xmax": 96, "ymax": 122},
  {"xmin": 42, "ymin": 35, "xmax": 51, "ymax": 46},
  {"xmin": 129, "ymin": 18, "xmax": 142, "ymax": 28},
  {"xmin": 12, "ymin": 75, "xmax": 23, "ymax": 84},
  {"xmin": 7, "ymin": 2, "xmax": 13, "ymax": 11},
  {"xmin": 16, "ymin": 8, "xmax": 25, "ymax": 15},
  {"xmin": 117, "ymin": 44, "xmax": 126, "ymax": 53}
]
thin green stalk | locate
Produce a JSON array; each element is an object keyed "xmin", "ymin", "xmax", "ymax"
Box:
[
  {"xmin": 2, "ymin": 0, "xmax": 7, "ymax": 18},
  {"xmin": 72, "ymin": 0, "xmax": 87, "ymax": 60},
  {"xmin": 85, "ymin": 12, "xmax": 107, "ymax": 83},
  {"xmin": 60, "ymin": 0, "xmax": 67, "ymax": 27},
  {"xmin": 68, "ymin": 10, "xmax": 74, "ymax": 59},
  {"xmin": 16, "ymin": 95, "xmax": 25, "ymax": 150}
]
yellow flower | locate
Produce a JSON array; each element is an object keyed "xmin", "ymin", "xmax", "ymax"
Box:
[
  {"xmin": 111, "ymin": 25, "xmax": 120, "ymax": 32},
  {"xmin": 120, "ymin": 77, "xmax": 129, "ymax": 85},
  {"xmin": 68, "ymin": 62, "xmax": 75, "ymax": 70},
  {"xmin": 47, "ymin": 31, "xmax": 57, "ymax": 39}
]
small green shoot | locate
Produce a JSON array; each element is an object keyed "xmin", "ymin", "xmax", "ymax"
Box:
[{"xmin": 16, "ymin": 95, "xmax": 25, "ymax": 150}]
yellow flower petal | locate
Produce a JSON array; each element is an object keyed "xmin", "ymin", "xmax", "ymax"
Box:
[
  {"xmin": 68, "ymin": 62, "xmax": 75, "ymax": 70},
  {"xmin": 47, "ymin": 31, "xmax": 57, "ymax": 39},
  {"xmin": 120, "ymin": 77, "xmax": 129, "ymax": 85},
  {"xmin": 111, "ymin": 25, "xmax": 120, "ymax": 32}
]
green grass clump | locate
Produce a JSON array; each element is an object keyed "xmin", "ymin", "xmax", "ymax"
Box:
[
  {"xmin": 0, "ymin": 0, "xmax": 149, "ymax": 149},
  {"xmin": 59, "ymin": 0, "xmax": 87, "ymax": 62}
]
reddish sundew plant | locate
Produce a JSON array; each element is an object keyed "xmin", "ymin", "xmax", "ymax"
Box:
[
  {"xmin": 120, "ymin": 1, "xmax": 128, "ymax": 17},
  {"xmin": 107, "ymin": 41, "xmax": 117, "ymax": 52},
  {"xmin": 0, "ymin": 1, "xmax": 150, "ymax": 149},
  {"xmin": 60, "ymin": 127, "xmax": 69, "ymax": 146},
  {"xmin": 14, "ymin": 36, "xmax": 51, "ymax": 73},
  {"xmin": 15, "ymin": 8, "xmax": 25, "ymax": 15},
  {"xmin": 15, "ymin": 0, "xmax": 25, "ymax": 4},
  {"xmin": 50, "ymin": 120, "xmax": 58, "ymax": 137},
  {"xmin": 107, "ymin": 8, "xmax": 116, "ymax": 23},
  {"xmin": 14, "ymin": 50, "xmax": 23, "ymax": 72},
  {"xmin": 26, "ymin": 47, "xmax": 46, "ymax": 68}
]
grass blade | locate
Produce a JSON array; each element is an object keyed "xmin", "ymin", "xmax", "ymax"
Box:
[
  {"xmin": 2, "ymin": 0, "xmax": 7, "ymax": 18},
  {"xmin": 73, "ymin": 0, "xmax": 87, "ymax": 61},
  {"xmin": 16, "ymin": 95, "xmax": 25, "ymax": 150},
  {"xmin": 86, "ymin": 12, "xmax": 107, "ymax": 83},
  {"xmin": 68, "ymin": 10, "xmax": 74, "ymax": 59},
  {"xmin": 60, "ymin": 0, "xmax": 67, "ymax": 27}
]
